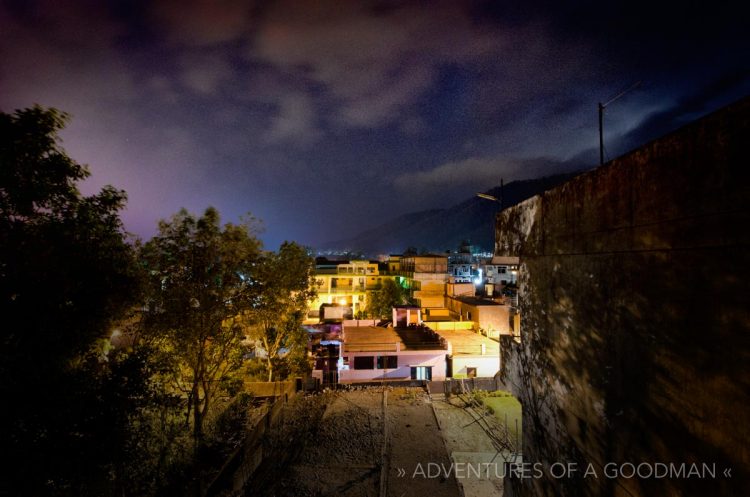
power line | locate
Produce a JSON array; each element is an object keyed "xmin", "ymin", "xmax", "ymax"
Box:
[{"xmin": 599, "ymin": 81, "xmax": 641, "ymax": 166}]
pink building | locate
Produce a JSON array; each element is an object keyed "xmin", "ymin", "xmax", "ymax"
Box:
[{"xmin": 338, "ymin": 325, "xmax": 448, "ymax": 382}]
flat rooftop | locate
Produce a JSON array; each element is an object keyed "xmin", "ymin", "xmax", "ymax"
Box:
[
  {"xmin": 422, "ymin": 315, "xmax": 455, "ymax": 322},
  {"xmin": 490, "ymin": 256, "xmax": 519, "ymax": 265},
  {"xmin": 343, "ymin": 325, "xmax": 447, "ymax": 352},
  {"xmin": 436, "ymin": 328, "xmax": 500, "ymax": 356},
  {"xmin": 451, "ymin": 295, "xmax": 503, "ymax": 306}
]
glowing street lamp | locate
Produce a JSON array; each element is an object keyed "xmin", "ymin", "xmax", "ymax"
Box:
[
  {"xmin": 476, "ymin": 178, "xmax": 503, "ymax": 210},
  {"xmin": 476, "ymin": 192, "xmax": 500, "ymax": 202}
]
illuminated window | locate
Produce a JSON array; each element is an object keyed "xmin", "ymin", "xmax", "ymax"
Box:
[{"xmin": 410, "ymin": 366, "xmax": 432, "ymax": 380}]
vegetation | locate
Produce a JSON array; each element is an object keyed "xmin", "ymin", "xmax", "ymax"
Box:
[
  {"xmin": 244, "ymin": 241, "xmax": 317, "ymax": 381},
  {"xmin": 365, "ymin": 277, "xmax": 409, "ymax": 319},
  {"xmin": 1, "ymin": 106, "xmax": 317, "ymax": 496},
  {"xmin": 139, "ymin": 207, "xmax": 262, "ymax": 443},
  {"xmin": 472, "ymin": 390, "xmax": 523, "ymax": 439},
  {"xmin": 1, "ymin": 106, "xmax": 141, "ymax": 494}
]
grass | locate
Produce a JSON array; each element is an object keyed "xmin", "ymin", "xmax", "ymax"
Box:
[{"xmin": 479, "ymin": 390, "xmax": 522, "ymax": 440}]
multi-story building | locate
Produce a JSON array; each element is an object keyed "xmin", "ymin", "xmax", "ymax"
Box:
[
  {"xmin": 386, "ymin": 254, "xmax": 401, "ymax": 274},
  {"xmin": 483, "ymin": 255, "xmax": 519, "ymax": 286},
  {"xmin": 309, "ymin": 259, "xmax": 393, "ymax": 320},
  {"xmin": 399, "ymin": 254, "xmax": 448, "ymax": 310}
]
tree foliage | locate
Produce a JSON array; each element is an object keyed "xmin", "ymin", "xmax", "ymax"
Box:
[
  {"xmin": 0, "ymin": 106, "xmax": 139, "ymax": 365},
  {"xmin": 0, "ymin": 106, "xmax": 318, "ymax": 496},
  {"xmin": 366, "ymin": 278, "xmax": 409, "ymax": 320},
  {"xmin": 245, "ymin": 241, "xmax": 317, "ymax": 381},
  {"xmin": 139, "ymin": 207, "xmax": 261, "ymax": 442},
  {"xmin": 0, "ymin": 106, "xmax": 141, "ymax": 495}
]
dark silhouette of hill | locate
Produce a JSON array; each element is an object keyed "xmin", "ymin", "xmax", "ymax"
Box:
[{"xmin": 322, "ymin": 172, "xmax": 582, "ymax": 255}]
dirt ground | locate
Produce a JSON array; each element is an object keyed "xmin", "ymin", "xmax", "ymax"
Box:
[
  {"xmin": 385, "ymin": 387, "xmax": 460, "ymax": 497},
  {"xmin": 251, "ymin": 389, "xmax": 383, "ymax": 496},
  {"xmin": 243, "ymin": 386, "xmax": 508, "ymax": 497}
]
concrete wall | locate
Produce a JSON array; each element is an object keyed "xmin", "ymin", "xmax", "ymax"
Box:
[
  {"xmin": 497, "ymin": 97, "xmax": 750, "ymax": 497},
  {"xmin": 445, "ymin": 296, "xmax": 512, "ymax": 336},
  {"xmin": 452, "ymin": 355, "xmax": 500, "ymax": 378},
  {"xmin": 427, "ymin": 321, "xmax": 475, "ymax": 331},
  {"xmin": 413, "ymin": 277, "xmax": 448, "ymax": 308},
  {"xmin": 447, "ymin": 282, "xmax": 475, "ymax": 296}
]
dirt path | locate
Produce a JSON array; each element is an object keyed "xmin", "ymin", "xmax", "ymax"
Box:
[
  {"xmin": 385, "ymin": 388, "xmax": 460, "ymax": 497},
  {"xmin": 257, "ymin": 389, "xmax": 385, "ymax": 496},
  {"xmin": 242, "ymin": 387, "xmax": 479, "ymax": 497}
]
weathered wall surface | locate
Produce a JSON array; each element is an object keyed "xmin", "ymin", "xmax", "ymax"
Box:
[{"xmin": 497, "ymin": 97, "xmax": 750, "ymax": 497}]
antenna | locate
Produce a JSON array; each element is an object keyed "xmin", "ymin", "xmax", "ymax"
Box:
[{"xmin": 598, "ymin": 81, "xmax": 641, "ymax": 166}]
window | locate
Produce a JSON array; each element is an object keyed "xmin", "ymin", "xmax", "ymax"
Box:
[
  {"xmin": 377, "ymin": 356, "xmax": 397, "ymax": 369},
  {"xmin": 410, "ymin": 366, "xmax": 432, "ymax": 381},
  {"xmin": 353, "ymin": 356, "xmax": 374, "ymax": 370}
]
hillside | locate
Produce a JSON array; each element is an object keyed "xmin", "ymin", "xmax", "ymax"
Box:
[{"xmin": 322, "ymin": 172, "xmax": 582, "ymax": 255}]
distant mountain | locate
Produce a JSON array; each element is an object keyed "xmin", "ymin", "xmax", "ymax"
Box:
[{"xmin": 322, "ymin": 172, "xmax": 582, "ymax": 255}]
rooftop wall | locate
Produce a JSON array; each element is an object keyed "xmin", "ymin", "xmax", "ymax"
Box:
[{"xmin": 497, "ymin": 97, "xmax": 750, "ymax": 497}]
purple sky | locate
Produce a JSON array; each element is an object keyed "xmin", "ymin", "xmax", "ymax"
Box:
[{"xmin": 1, "ymin": 0, "xmax": 748, "ymax": 250}]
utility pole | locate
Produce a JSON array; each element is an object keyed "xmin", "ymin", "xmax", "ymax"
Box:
[
  {"xmin": 500, "ymin": 178, "xmax": 503, "ymax": 211},
  {"xmin": 599, "ymin": 81, "xmax": 641, "ymax": 166},
  {"xmin": 599, "ymin": 102, "xmax": 604, "ymax": 166}
]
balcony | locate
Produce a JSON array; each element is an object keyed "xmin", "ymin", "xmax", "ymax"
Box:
[{"xmin": 321, "ymin": 287, "xmax": 366, "ymax": 295}]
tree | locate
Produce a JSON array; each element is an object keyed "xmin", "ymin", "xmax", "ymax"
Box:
[
  {"xmin": 245, "ymin": 242, "xmax": 317, "ymax": 381},
  {"xmin": 139, "ymin": 207, "xmax": 261, "ymax": 443},
  {"xmin": 366, "ymin": 277, "xmax": 409, "ymax": 320},
  {"xmin": 0, "ymin": 106, "xmax": 139, "ymax": 363},
  {"xmin": 0, "ymin": 106, "xmax": 140, "ymax": 494},
  {"xmin": 403, "ymin": 246, "xmax": 418, "ymax": 256}
]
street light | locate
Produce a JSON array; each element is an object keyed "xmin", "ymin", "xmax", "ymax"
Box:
[
  {"xmin": 476, "ymin": 193, "xmax": 500, "ymax": 202},
  {"xmin": 476, "ymin": 178, "xmax": 503, "ymax": 210}
]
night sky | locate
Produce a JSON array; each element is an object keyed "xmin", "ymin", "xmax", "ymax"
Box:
[{"xmin": 1, "ymin": 0, "xmax": 748, "ymax": 249}]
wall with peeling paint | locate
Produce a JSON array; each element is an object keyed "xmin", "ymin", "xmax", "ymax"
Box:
[{"xmin": 497, "ymin": 97, "xmax": 750, "ymax": 497}]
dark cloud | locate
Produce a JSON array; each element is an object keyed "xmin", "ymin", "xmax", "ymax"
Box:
[
  {"xmin": 617, "ymin": 70, "xmax": 750, "ymax": 154},
  {"xmin": 1, "ymin": 0, "xmax": 747, "ymax": 248}
]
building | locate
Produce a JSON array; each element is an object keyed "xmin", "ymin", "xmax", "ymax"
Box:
[
  {"xmin": 399, "ymin": 254, "xmax": 448, "ymax": 310},
  {"xmin": 482, "ymin": 255, "xmax": 519, "ymax": 286},
  {"xmin": 445, "ymin": 295, "xmax": 511, "ymax": 339},
  {"xmin": 309, "ymin": 259, "xmax": 394, "ymax": 320},
  {"xmin": 438, "ymin": 327, "xmax": 501, "ymax": 378},
  {"xmin": 336, "ymin": 325, "xmax": 449, "ymax": 382},
  {"xmin": 386, "ymin": 254, "xmax": 401, "ymax": 274},
  {"xmin": 447, "ymin": 240, "xmax": 477, "ymax": 283},
  {"xmin": 311, "ymin": 321, "xmax": 502, "ymax": 383}
]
